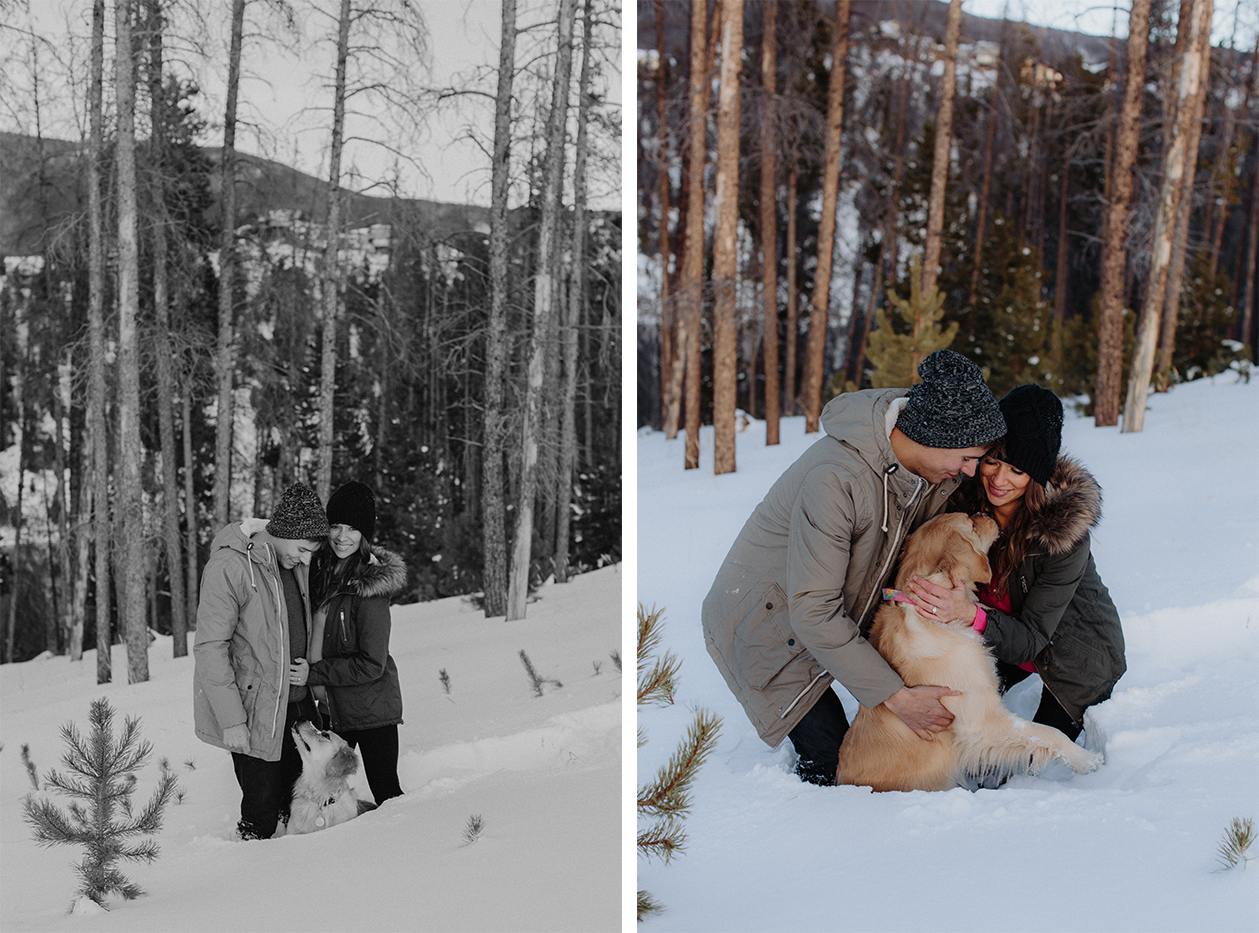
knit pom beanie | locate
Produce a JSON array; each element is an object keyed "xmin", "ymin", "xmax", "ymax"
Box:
[
  {"xmin": 895, "ymin": 349, "xmax": 1006, "ymax": 449},
  {"xmin": 326, "ymin": 481, "xmax": 376, "ymax": 541},
  {"xmin": 267, "ymin": 483, "xmax": 330, "ymax": 540},
  {"xmin": 997, "ymin": 384, "xmax": 1063, "ymax": 486}
]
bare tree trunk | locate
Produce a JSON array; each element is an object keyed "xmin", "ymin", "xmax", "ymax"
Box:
[
  {"xmin": 784, "ymin": 161, "xmax": 798, "ymax": 414},
  {"xmin": 921, "ymin": 0, "xmax": 963, "ymax": 298},
  {"xmin": 115, "ymin": 0, "xmax": 150, "ymax": 683},
  {"xmin": 712, "ymin": 0, "xmax": 743, "ymax": 475},
  {"xmin": 213, "ymin": 0, "xmax": 246, "ymax": 527},
  {"xmin": 655, "ymin": 0, "xmax": 673, "ymax": 429},
  {"xmin": 969, "ymin": 33, "xmax": 1003, "ymax": 306},
  {"xmin": 182, "ymin": 391, "xmax": 198, "ymax": 628},
  {"xmin": 760, "ymin": 0, "xmax": 780, "ymax": 445},
  {"xmin": 1095, "ymin": 0, "xmax": 1151, "ymax": 427},
  {"xmin": 147, "ymin": 0, "xmax": 188, "ymax": 657},
  {"xmin": 1051, "ymin": 151, "xmax": 1071, "ymax": 375},
  {"xmin": 801, "ymin": 0, "xmax": 850, "ymax": 433},
  {"xmin": 666, "ymin": 0, "xmax": 713, "ymax": 463},
  {"xmin": 1156, "ymin": 17, "xmax": 1212, "ymax": 387},
  {"xmin": 508, "ymin": 0, "xmax": 576, "ymax": 620},
  {"xmin": 1123, "ymin": 0, "xmax": 1212, "ymax": 432},
  {"xmin": 89, "ymin": 0, "xmax": 111, "ymax": 682},
  {"xmin": 481, "ymin": 0, "xmax": 515, "ymax": 617},
  {"xmin": 316, "ymin": 0, "xmax": 353, "ymax": 500},
  {"xmin": 5, "ymin": 311, "xmax": 26, "ymax": 662},
  {"xmin": 555, "ymin": 0, "xmax": 593, "ymax": 584}
]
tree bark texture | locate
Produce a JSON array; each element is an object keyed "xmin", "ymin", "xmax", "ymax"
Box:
[
  {"xmin": 801, "ymin": 0, "xmax": 850, "ymax": 433},
  {"xmin": 1094, "ymin": 0, "xmax": 1151, "ymax": 427},
  {"xmin": 760, "ymin": 0, "xmax": 780, "ymax": 445},
  {"xmin": 921, "ymin": 0, "xmax": 963, "ymax": 299}
]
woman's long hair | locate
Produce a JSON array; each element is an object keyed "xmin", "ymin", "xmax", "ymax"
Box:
[
  {"xmin": 956, "ymin": 439, "xmax": 1049, "ymax": 597},
  {"xmin": 311, "ymin": 535, "xmax": 373, "ymax": 608}
]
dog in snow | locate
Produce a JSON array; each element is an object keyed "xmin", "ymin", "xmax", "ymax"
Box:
[
  {"xmin": 835, "ymin": 512, "xmax": 1103, "ymax": 791},
  {"xmin": 287, "ymin": 720, "xmax": 375, "ymax": 834}
]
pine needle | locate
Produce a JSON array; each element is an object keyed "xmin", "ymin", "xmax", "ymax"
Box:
[{"xmin": 1215, "ymin": 817, "xmax": 1255, "ymax": 871}]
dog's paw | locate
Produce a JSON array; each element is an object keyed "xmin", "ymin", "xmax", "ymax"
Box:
[{"xmin": 1069, "ymin": 749, "xmax": 1103, "ymax": 773}]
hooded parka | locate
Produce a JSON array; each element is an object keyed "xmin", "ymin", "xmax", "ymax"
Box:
[
  {"xmin": 952, "ymin": 457, "xmax": 1126, "ymax": 727},
  {"xmin": 307, "ymin": 546, "xmax": 407, "ymax": 733},
  {"xmin": 703, "ymin": 389, "xmax": 969, "ymax": 748},
  {"xmin": 193, "ymin": 518, "xmax": 313, "ymax": 762}
]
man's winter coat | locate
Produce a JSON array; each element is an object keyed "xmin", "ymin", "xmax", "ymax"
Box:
[
  {"xmin": 193, "ymin": 519, "xmax": 312, "ymax": 762},
  {"xmin": 307, "ymin": 547, "xmax": 406, "ymax": 733},
  {"xmin": 953, "ymin": 457, "xmax": 1126, "ymax": 727},
  {"xmin": 703, "ymin": 389, "xmax": 967, "ymax": 748}
]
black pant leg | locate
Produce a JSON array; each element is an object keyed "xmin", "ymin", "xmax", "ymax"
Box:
[
  {"xmin": 1033, "ymin": 689, "xmax": 1082, "ymax": 741},
  {"xmin": 232, "ymin": 752, "xmax": 285, "ymax": 839},
  {"xmin": 787, "ymin": 688, "xmax": 850, "ymax": 786},
  {"xmin": 342, "ymin": 725, "xmax": 403, "ymax": 804}
]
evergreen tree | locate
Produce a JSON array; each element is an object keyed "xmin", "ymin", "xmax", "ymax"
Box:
[
  {"xmin": 637, "ymin": 605, "xmax": 721, "ymax": 921},
  {"xmin": 867, "ymin": 255, "xmax": 959, "ymax": 388},
  {"xmin": 22, "ymin": 698, "xmax": 177, "ymax": 913},
  {"xmin": 1172, "ymin": 251, "xmax": 1251, "ymax": 384},
  {"xmin": 973, "ymin": 236, "xmax": 1053, "ymax": 397}
]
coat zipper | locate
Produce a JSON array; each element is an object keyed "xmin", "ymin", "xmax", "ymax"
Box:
[{"xmin": 780, "ymin": 474, "xmax": 924, "ymax": 722}]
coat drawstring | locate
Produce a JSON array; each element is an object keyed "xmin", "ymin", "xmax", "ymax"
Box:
[{"xmin": 881, "ymin": 463, "xmax": 899, "ymax": 533}]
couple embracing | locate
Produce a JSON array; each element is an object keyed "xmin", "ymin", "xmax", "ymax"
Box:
[
  {"xmin": 192, "ymin": 480, "xmax": 406, "ymax": 839},
  {"xmin": 703, "ymin": 350, "xmax": 1127, "ymax": 787}
]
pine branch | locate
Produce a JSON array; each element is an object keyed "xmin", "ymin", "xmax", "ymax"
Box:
[
  {"xmin": 637, "ymin": 709, "xmax": 721, "ymax": 819},
  {"xmin": 637, "ymin": 604, "xmax": 680, "ymax": 706},
  {"xmin": 637, "ymin": 890, "xmax": 663, "ymax": 921},
  {"xmin": 1215, "ymin": 816, "xmax": 1256, "ymax": 870}
]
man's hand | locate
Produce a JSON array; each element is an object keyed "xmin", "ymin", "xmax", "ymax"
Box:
[
  {"xmin": 883, "ymin": 685, "xmax": 962, "ymax": 740},
  {"xmin": 222, "ymin": 723, "xmax": 250, "ymax": 753},
  {"xmin": 289, "ymin": 658, "xmax": 309, "ymax": 686}
]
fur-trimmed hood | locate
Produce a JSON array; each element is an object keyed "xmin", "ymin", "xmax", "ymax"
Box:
[
  {"xmin": 1029, "ymin": 457, "xmax": 1102, "ymax": 557},
  {"xmin": 349, "ymin": 546, "xmax": 408, "ymax": 599}
]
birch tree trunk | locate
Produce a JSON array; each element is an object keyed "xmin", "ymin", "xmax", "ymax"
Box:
[
  {"xmin": 147, "ymin": 0, "xmax": 188, "ymax": 657},
  {"xmin": 555, "ymin": 0, "xmax": 593, "ymax": 584},
  {"xmin": 507, "ymin": 0, "xmax": 576, "ymax": 620},
  {"xmin": 711, "ymin": 0, "xmax": 743, "ymax": 475},
  {"xmin": 760, "ymin": 0, "xmax": 780, "ymax": 445},
  {"xmin": 115, "ymin": 0, "xmax": 150, "ymax": 683},
  {"xmin": 213, "ymin": 0, "xmax": 246, "ymax": 527},
  {"xmin": 1095, "ymin": 0, "xmax": 1151, "ymax": 427},
  {"xmin": 316, "ymin": 0, "xmax": 353, "ymax": 500},
  {"xmin": 1123, "ymin": 0, "xmax": 1212, "ymax": 433},
  {"xmin": 921, "ymin": 0, "xmax": 963, "ymax": 299},
  {"xmin": 481, "ymin": 0, "xmax": 515, "ymax": 617},
  {"xmin": 89, "ymin": 0, "xmax": 111, "ymax": 683},
  {"xmin": 801, "ymin": 0, "xmax": 850, "ymax": 433}
]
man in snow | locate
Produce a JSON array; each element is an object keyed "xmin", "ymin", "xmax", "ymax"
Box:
[
  {"xmin": 193, "ymin": 482, "xmax": 329, "ymax": 839},
  {"xmin": 702, "ymin": 350, "xmax": 1007, "ymax": 785}
]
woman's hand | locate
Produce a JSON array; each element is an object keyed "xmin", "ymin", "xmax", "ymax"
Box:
[
  {"xmin": 906, "ymin": 574, "xmax": 974, "ymax": 624},
  {"xmin": 289, "ymin": 658, "xmax": 309, "ymax": 686}
]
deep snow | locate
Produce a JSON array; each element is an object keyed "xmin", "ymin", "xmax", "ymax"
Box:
[
  {"xmin": 1, "ymin": 565, "xmax": 622, "ymax": 932},
  {"xmin": 636, "ymin": 375, "xmax": 1259, "ymax": 933}
]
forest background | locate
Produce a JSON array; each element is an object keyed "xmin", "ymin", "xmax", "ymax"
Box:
[
  {"xmin": 0, "ymin": 0, "xmax": 623, "ymax": 679},
  {"xmin": 636, "ymin": 0, "xmax": 1258, "ymax": 474}
]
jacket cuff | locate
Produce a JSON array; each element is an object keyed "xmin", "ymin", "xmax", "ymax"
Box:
[{"xmin": 972, "ymin": 605, "xmax": 988, "ymax": 632}]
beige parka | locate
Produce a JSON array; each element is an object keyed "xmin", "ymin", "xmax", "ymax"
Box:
[{"xmin": 702, "ymin": 389, "xmax": 968, "ymax": 747}]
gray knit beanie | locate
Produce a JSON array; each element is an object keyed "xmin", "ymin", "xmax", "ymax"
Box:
[
  {"xmin": 895, "ymin": 350, "xmax": 1006, "ymax": 449},
  {"xmin": 267, "ymin": 483, "xmax": 330, "ymax": 540}
]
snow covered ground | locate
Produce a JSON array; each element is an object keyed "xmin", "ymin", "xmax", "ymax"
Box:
[
  {"xmin": 1, "ymin": 565, "xmax": 622, "ymax": 932},
  {"xmin": 636, "ymin": 374, "xmax": 1259, "ymax": 933}
]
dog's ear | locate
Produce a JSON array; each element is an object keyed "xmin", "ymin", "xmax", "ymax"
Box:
[{"xmin": 326, "ymin": 745, "xmax": 359, "ymax": 780}]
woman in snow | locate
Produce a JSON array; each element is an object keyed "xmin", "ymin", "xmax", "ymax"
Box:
[
  {"xmin": 905, "ymin": 384, "xmax": 1126, "ymax": 741},
  {"xmin": 289, "ymin": 480, "xmax": 407, "ymax": 804}
]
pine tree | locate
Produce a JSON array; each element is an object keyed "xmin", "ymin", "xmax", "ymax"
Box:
[
  {"xmin": 636, "ymin": 605, "xmax": 721, "ymax": 921},
  {"xmin": 867, "ymin": 255, "xmax": 959, "ymax": 388},
  {"xmin": 1172, "ymin": 251, "xmax": 1251, "ymax": 383},
  {"xmin": 22, "ymin": 698, "xmax": 177, "ymax": 913},
  {"xmin": 974, "ymin": 237, "xmax": 1053, "ymax": 397}
]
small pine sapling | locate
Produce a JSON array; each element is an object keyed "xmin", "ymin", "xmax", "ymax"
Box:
[
  {"xmin": 636, "ymin": 605, "xmax": 721, "ymax": 921},
  {"xmin": 610, "ymin": 649, "xmax": 622, "ymax": 672},
  {"xmin": 22, "ymin": 743, "xmax": 40, "ymax": 791},
  {"xmin": 439, "ymin": 669, "xmax": 451, "ymax": 694},
  {"xmin": 518, "ymin": 649, "xmax": 562, "ymax": 697},
  {"xmin": 462, "ymin": 814, "xmax": 485, "ymax": 846},
  {"xmin": 1215, "ymin": 817, "xmax": 1256, "ymax": 871},
  {"xmin": 592, "ymin": 660, "xmax": 603, "ymax": 676},
  {"xmin": 22, "ymin": 697, "xmax": 178, "ymax": 913}
]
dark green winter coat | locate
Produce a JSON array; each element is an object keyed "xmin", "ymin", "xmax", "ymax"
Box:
[
  {"xmin": 950, "ymin": 457, "xmax": 1126, "ymax": 728},
  {"xmin": 307, "ymin": 547, "xmax": 407, "ymax": 733}
]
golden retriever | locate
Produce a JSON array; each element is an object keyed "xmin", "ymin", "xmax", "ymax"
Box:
[
  {"xmin": 835, "ymin": 512, "xmax": 1103, "ymax": 791},
  {"xmin": 287, "ymin": 721, "xmax": 374, "ymax": 834}
]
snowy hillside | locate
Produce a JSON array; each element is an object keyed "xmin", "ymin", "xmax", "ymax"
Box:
[
  {"xmin": 0, "ymin": 565, "xmax": 623, "ymax": 933},
  {"xmin": 636, "ymin": 375, "xmax": 1258, "ymax": 933}
]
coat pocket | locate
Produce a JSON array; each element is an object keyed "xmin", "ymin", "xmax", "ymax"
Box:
[{"xmin": 733, "ymin": 581, "xmax": 804, "ymax": 691}]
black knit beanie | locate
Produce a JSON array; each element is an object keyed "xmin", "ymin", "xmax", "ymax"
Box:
[
  {"xmin": 997, "ymin": 384, "xmax": 1063, "ymax": 486},
  {"xmin": 326, "ymin": 481, "xmax": 376, "ymax": 541},
  {"xmin": 895, "ymin": 349, "xmax": 1006, "ymax": 449},
  {"xmin": 267, "ymin": 483, "xmax": 329, "ymax": 540}
]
